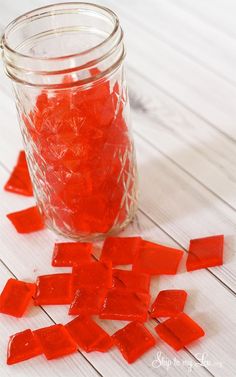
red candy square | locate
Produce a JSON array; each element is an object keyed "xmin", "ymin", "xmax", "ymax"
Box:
[
  {"xmin": 155, "ymin": 313, "xmax": 205, "ymax": 350},
  {"xmin": 7, "ymin": 206, "xmax": 44, "ymax": 233},
  {"xmin": 133, "ymin": 240, "xmax": 183, "ymax": 275},
  {"xmin": 34, "ymin": 274, "xmax": 72, "ymax": 305},
  {"xmin": 4, "ymin": 166, "xmax": 33, "ymax": 197},
  {"xmin": 65, "ymin": 316, "xmax": 113, "ymax": 352},
  {"xmin": 72, "ymin": 261, "xmax": 112, "ymax": 289},
  {"xmin": 186, "ymin": 235, "xmax": 224, "ymax": 271},
  {"xmin": 99, "ymin": 288, "xmax": 150, "ymax": 322},
  {"xmin": 69, "ymin": 287, "xmax": 107, "ymax": 315},
  {"xmin": 150, "ymin": 290, "xmax": 187, "ymax": 318},
  {"xmin": 52, "ymin": 242, "xmax": 93, "ymax": 267},
  {"xmin": 34, "ymin": 324, "xmax": 77, "ymax": 360},
  {"xmin": 112, "ymin": 322, "xmax": 156, "ymax": 363},
  {"xmin": 0, "ymin": 278, "xmax": 35, "ymax": 317},
  {"xmin": 4, "ymin": 151, "xmax": 32, "ymax": 197},
  {"xmin": 112, "ymin": 269, "xmax": 150, "ymax": 293},
  {"xmin": 100, "ymin": 237, "xmax": 142, "ymax": 266},
  {"xmin": 7, "ymin": 329, "xmax": 42, "ymax": 365}
]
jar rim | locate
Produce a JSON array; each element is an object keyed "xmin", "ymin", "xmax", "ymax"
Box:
[{"xmin": 1, "ymin": 2, "xmax": 119, "ymax": 62}]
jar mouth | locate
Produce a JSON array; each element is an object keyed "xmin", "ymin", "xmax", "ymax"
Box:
[
  {"xmin": 2, "ymin": 2, "xmax": 119, "ymax": 61},
  {"xmin": 1, "ymin": 2, "xmax": 125, "ymax": 88}
]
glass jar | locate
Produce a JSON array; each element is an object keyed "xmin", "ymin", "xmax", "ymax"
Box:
[{"xmin": 1, "ymin": 2, "xmax": 138, "ymax": 239}]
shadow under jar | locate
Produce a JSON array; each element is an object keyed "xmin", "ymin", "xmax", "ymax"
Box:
[{"xmin": 1, "ymin": 2, "xmax": 138, "ymax": 239}]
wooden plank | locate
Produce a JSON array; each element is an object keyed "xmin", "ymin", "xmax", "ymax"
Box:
[{"xmin": 166, "ymin": 0, "xmax": 236, "ymax": 39}]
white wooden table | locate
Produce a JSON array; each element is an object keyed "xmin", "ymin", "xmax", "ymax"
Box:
[{"xmin": 0, "ymin": 1, "xmax": 236, "ymax": 376}]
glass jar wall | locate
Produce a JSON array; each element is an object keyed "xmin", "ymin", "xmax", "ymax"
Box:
[{"xmin": 1, "ymin": 3, "xmax": 138, "ymax": 239}]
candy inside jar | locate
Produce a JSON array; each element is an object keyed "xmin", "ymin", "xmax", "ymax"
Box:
[{"xmin": 24, "ymin": 70, "xmax": 137, "ymax": 236}]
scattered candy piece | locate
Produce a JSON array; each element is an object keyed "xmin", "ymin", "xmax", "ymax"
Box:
[
  {"xmin": 72, "ymin": 261, "xmax": 112, "ymax": 289},
  {"xmin": 65, "ymin": 316, "xmax": 113, "ymax": 352},
  {"xmin": 4, "ymin": 151, "xmax": 33, "ymax": 197},
  {"xmin": 186, "ymin": 235, "xmax": 224, "ymax": 271},
  {"xmin": 34, "ymin": 324, "xmax": 77, "ymax": 360},
  {"xmin": 100, "ymin": 237, "xmax": 142, "ymax": 266},
  {"xmin": 133, "ymin": 240, "xmax": 183, "ymax": 275},
  {"xmin": 112, "ymin": 322, "xmax": 156, "ymax": 363},
  {"xmin": 69, "ymin": 287, "xmax": 107, "ymax": 315},
  {"xmin": 4, "ymin": 167, "xmax": 33, "ymax": 197},
  {"xmin": 7, "ymin": 329, "xmax": 42, "ymax": 365},
  {"xmin": 52, "ymin": 242, "xmax": 93, "ymax": 267},
  {"xmin": 150, "ymin": 290, "xmax": 187, "ymax": 318},
  {"xmin": 34, "ymin": 274, "xmax": 72, "ymax": 305},
  {"xmin": 6, "ymin": 206, "xmax": 44, "ymax": 233},
  {"xmin": 155, "ymin": 312, "xmax": 205, "ymax": 350},
  {"xmin": 99, "ymin": 288, "xmax": 150, "ymax": 322},
  {"xmin": 0, "ymin": 278, "xmax": 35, "ymax": 317},
  {"xmin": 112, "ymin": 269, "xmax": 150, "ymax": 293}
]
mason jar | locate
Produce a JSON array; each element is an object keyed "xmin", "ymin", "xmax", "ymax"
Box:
[{"xmin": 1, "ymin": 2, "xmax": 138, "ymax": 239}]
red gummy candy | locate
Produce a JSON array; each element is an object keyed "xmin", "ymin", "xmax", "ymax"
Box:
[
  {"xmin": 0, "ymin": 278, "xmax": 35, "ymax": 317},
  {"xmin": 133, "ymin": 240, "xmax": 183, "ymax": 275},
  {"xmin": 4, "ymin": 166, "xmax": 33, "ymax": 197},
  {"xmin": 4, "ymin": 151, "xmax": 33, "ymax": 196},
  {"xmin": 112, "ymin": 322, "xmax": 156, "ymax": 363},
  {"xmin": 65, "ymin": 316, "xmax": 113, "ymax": 352},
  {"xmin": 52, "ymin": 242, "xmax": 93, "ymax": 267},
  {"xmin": 99, "ymin": 288, "xmax": 150, "ymax": 322},
  {"xmin": 112, "ymin": 269, "xmax": 150, "ymax": 293},
  {"xmin": 186, "ymin": 235, "xmax": 224, "ymax": 271},
  {"xmin": 6, "ymin": 206, "xmax": 44, "ymax": 234},
  {"xmin": 69, "ymin": 287, "xmax": 107, "ymax": 315},
  {"xmin": 7, "ymin": 329, "xmax": 42, "ymax": 365},
  {"xmin": 34, "ymin": 274, "xmax": 72, "ymax": 305},
  {"xmin": 150, "ymin": 290, "xmax": 187, "ymax": 318},
  {"xmin": 72, "ymin": 261, "xmax": 112, "ymax": 289},
  {"xmin": 155, "ymin": 312, "xmax": 205, "ymax": 350},
  {"xmin": 34, "ymin": 324, "xmax": 77, "ymax": 360},
  {"xmin": 100, "ymin": 237, "xmax": 142, "ymax": 266}
]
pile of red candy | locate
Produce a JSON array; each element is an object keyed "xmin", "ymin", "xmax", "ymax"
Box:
[
  {"xmin": 20, "ymin": 70, "xmax": 134, "ymax": 235},
  {"xmin": 1, "ymin": 152, "xmax": 224, "ymax": 365}
]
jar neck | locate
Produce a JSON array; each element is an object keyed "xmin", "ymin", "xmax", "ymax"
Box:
[{"xmin": 1, "ymin": 3, "xmax": 125, "ymax": 89}]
